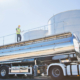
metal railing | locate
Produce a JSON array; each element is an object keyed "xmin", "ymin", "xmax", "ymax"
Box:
[
  {"xmin": 0, "ymin": 25, "xmax": 48, "ymax": 46},
  {"xmin": 0, "ymin": 23, "xmax": 80, "ymax": 46}
]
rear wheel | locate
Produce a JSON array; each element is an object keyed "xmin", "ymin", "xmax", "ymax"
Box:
[
  {"xmin": 0, "ymin": 67, "xmax": 8, "ymax": 78},
  {"xmin": 50, "ymin": 66, "xmax": 64, "ymax": 80}
]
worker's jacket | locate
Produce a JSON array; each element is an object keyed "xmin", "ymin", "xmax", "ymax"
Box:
[{"xmin": 16, "ymin": 28, "xmax": 21, "ymax": 34}]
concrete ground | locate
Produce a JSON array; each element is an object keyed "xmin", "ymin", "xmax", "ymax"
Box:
[{"xmin": 0, "ymin": 76, "xmax": 80, "ymax": 80}]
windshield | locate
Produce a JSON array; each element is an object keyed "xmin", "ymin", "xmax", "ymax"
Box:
[{"xmin": 73, "ymin": 34, "xmax": 80, "ymax": 43}]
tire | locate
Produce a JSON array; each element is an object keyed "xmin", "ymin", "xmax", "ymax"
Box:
[
  {"xmin": 0, "ymin": 66, "xmax": 9, "ymax": 78},
  {"xmin": 50, "ymin": 66, "xmax": 64, "ymax": 80}
]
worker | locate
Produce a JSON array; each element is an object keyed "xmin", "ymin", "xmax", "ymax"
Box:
[{"xmin": 16, "ymin": 25, "xmax": 21, "ymax": 42}]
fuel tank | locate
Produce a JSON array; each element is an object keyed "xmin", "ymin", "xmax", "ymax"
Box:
[{"xmin": 0, "ymin": 32, "xmax": 79, "ymax": 62}]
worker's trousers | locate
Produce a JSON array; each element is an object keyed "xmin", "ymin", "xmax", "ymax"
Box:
[{"xmin": 17, "ymin": 34, "xmax": 21, "ymax": 42}]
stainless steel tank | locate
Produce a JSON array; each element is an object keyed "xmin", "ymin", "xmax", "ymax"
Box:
[
  {"xmin": 23, "ymin": 30, "xmax": 48, "ymax": 41},
  {"xmin": 48, "ymin": 10, "xmax": 80, "ymax": 39},
  {"xmin": 0, "ymin": 32, "xmax": 79, "ymax": 62}
]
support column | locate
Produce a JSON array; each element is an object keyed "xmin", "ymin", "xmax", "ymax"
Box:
[{"xmin": 34, "ymin": 59, "xmax": 38, "ymax": 77}]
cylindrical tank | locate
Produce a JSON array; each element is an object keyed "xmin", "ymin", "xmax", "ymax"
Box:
[
  {"xmin": 48, "ymin": 10, "xmax": 80, "ymax": 39},
  {"xmin": 23, "ymin": 30, "xmax": 48, "ymax": 41},
  {"xmin": 0, "ymin": 32, "xmax": 79, "ymax": 62}
]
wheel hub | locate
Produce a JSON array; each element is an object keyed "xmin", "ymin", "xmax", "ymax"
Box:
[
  {"xmin": 1, "ymin": 69, "xmax": 6, "ymax": 77},
  {"xmin": 52, "ymin": 68, "xmax": 60, "ymax": 77}
]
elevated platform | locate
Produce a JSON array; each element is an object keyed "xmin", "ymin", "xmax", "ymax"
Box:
[{"xmin": 0, "ymin": 32, "xmax": 72, "ymax": 49}]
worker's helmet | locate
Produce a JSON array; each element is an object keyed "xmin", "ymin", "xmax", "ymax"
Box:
[{"xmin": 18, "ymin": 25, "xmax": 20, "ymax": 27}]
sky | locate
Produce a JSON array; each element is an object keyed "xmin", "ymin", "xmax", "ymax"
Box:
[{"xmin": 0, "ymin": 0, "xmax": 80, "ymax": 44}]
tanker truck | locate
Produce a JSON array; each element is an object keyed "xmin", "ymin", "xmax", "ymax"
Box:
[{"xmin": 0, "ymin": 32, "xmax": 80, "ymax": 80}]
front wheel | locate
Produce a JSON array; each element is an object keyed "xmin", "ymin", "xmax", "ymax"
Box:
[
  {"xmin": 0, "ymin": 67, "xmax": 9, "ymax": 78},
  {"xmin": 50, "ymin": 66, "xmax": 64, "ymax": 80}
]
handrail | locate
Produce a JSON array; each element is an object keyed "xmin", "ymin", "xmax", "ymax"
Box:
[
  {"xmin": 0, "ymin": 32, "xmax": 71, "ymax": 49},
  {"xmin": 0, "ymin": 23, "xmax": 80, "ymax": 46}
]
